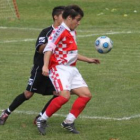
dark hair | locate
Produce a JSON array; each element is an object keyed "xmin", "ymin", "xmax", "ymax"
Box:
[
  {"xmin": 62, "ymin": 5, "xmax": 84, "ymax": 19},
  {"xmin": 52, "ymin": 6, "xmax": 65, "ymax": 20}
]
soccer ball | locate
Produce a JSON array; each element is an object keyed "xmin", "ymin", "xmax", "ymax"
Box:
[{"xmin": 95, "ymin": 36, "xmax": 113, "ymax": 54}]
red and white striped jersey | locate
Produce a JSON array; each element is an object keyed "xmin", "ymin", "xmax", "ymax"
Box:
[{"xmin": 43, "ymin": 22, "xmax": 78, "ymax": 69}]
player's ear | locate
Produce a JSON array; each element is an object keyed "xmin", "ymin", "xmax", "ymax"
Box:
[
  {"xmin": 54, "ymin": 15, "xmax": 58, "ymax": 20},
  {"xmin": 67, "ymin": 15, "xmax": 72, "ymax": 21}
]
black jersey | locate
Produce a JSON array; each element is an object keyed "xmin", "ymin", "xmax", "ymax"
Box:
[{"xmin": 33, "ymin": 26, "xmax": 54, "ymax": 70}]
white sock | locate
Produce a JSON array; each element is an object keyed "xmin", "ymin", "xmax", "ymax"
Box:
[
  {"xmin": 40, "ymin": 112, "xmax": 49, "ymax": 121},
  {"xmin": 7, "ymin": 108, "xmax": 11, "ymax": 113},
  {"xmin": 64, "ymin": 113, "xmax": 76, "ymax": 124},
  {"xmin": 39, "ymin": 112, "xmax": 43, "ymax": 116}
]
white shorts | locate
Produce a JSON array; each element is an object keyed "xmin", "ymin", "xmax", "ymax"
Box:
[{"xmin": 49, "ymin": 65, "xmax": 88, "ymax": 92}]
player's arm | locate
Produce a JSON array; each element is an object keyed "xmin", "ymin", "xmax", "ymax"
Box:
[
  {"xmin": 42, "ymin": 31, "xmax": 58, "ymax": 76},
  {"xmin": 42, "ymin": 27, "xmax": 63, "ymax": 76},
  {"xmin": 35, "ymin": 28, "xmax": 50, "ymax": 54},
  {"xmin": 38, "ymin": 43, "xmax": 47, "ymax": 53},
  {"xmin": 42, "ymin": 51, "xmax": 52, "ymax": 76},
  {"xmin": 77, "ymin": 54, "xmax": 100, "ymax": 64}
]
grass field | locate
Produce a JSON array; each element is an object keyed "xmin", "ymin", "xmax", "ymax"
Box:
[{"xmin": 0, "ymin": 0, "xmax": 140, "ymax": 140}]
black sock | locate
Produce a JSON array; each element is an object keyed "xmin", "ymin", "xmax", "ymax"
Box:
[
  {"xmin": 8, "ymin": 92, "xmax": 28, "ymax": 113},
  {"xmin": 41, "ymin": 95, "xmax": 58, "ymax": 114}
]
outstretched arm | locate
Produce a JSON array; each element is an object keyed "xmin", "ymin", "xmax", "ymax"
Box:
[{"xmin": 78, "ymin": 54, "xmax": 100, "ymax": 64}]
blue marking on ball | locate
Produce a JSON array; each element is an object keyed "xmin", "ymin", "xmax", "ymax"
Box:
[
  {"xmin": 100, "ymin": 36, "xmax": 106, "ymax": 38},
  {"xmin": 98, "ymin": 49, "xmax": 104, "ymax": 53},
  {"xmin": 95, "ymin": 40, "xmax": 100, "ymax": 46},
  {"xmin": 103, "ymin": 42, "xmax": 109, "ymax": 48}
]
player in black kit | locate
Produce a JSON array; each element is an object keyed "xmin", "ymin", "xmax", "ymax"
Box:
[{"xmin": 0, "ymin": 6, "xmax": 65, "ymax": 125}]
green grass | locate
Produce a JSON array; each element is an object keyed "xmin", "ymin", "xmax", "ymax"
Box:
[{"xmin": 0, "ymin": 0, "xmax": 140, "ymax": 140}]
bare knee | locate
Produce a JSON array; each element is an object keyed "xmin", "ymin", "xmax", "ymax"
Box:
[
  {"xmin": 82, "ymin": 92, "xmax": 92, "ymax": 98},
  {"xmin": 72, "ymin": 87, "xmax": 92, "ymax": 98},
  {"xmin": 59, "ymin": 90, "xmax": 71, "ymax": 100},
  {"xmin": 24, "ymin": 90, "xmax": 34, "ymax": 99}
]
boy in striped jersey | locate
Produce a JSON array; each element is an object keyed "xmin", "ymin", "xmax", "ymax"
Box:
[{"xmin": 36, "ymin": 5, "xmax": 100, "ymax": 135}]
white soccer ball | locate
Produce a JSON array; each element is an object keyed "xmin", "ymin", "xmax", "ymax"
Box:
[{"xmin": 95, "ymin": 36, "xmax": 113, "ymax": 54}]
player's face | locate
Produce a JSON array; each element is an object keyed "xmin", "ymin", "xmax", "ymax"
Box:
[{"xmin": 69, "ymin": 15, "xmax": 82, "ymax": 30}]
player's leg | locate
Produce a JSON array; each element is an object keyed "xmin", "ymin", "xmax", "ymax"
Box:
[
  {"xmin": 34, "ymin": 94, "xmax": 58, "ymax": 124},
  {"xmin": 33, "ymin": 72, "xmax": 58, "ymax": 124},
  {"xmin": 44, "ymin": 90, "xmax": 70, "ymax": 118},
  {"xmin": 0, "ymin": 66, "xmax": 39, "ymax": 125},
  {"xmin": 9, "ymin": 90, "xmax": 34, "ymax": 113},
  {"xmin": 36, "ymin": 65, "xmax": 74, "ymax": 135},
  {"xmin": 0, "ymin": 90, "xmax": 34, "ymax": 125},
  {"xmin": 40, "ymin": 95, "xmax": 58, "ymax": 115},
  {"xmin": 61, "ymin": 68, "xmax": 92, "ymax": 133},
  {"xmin": 36, "ymin": 90, "xmax": 70, "ymax": 135},
  {"xmin": 39, "ymin": 66, "xmax": 71, "ymax": 119},
  {"xmin": 65, "ymin": 87, "xmax": 91, "ymax": 121},
  {"xmin": 61, "ymin": 87, "xmax": 91, "ymax": 134}
]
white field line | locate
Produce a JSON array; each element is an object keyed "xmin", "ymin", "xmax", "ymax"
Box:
[
  {"xmin": 1, "ymin": 26, "xmax": 140, "ymax": 44},
  {"xmin": 77, "ymin": 31, "xmax": 134, "ymax": 37},
  {"xmin": 0, "ymin": 109, "xmax": 140, "ymax": 121},
  {"xmin": 1, "ymin": 26, "xmax": 139, "ymax": 33},
  {"xmin": 0, "ymin": 26, "xmax": 41, "ymax": 31},
  {"xmin": 0, "ymin": 26, "xmax": 96, "ymax": 32},
  {"xmin": 0, "ymin": 26, "xmax": 119, "ymax": 32},
  {"xmin": 0, "ymin": 39, "xmax": 36, "ymax": 43},
  {"xmin": 0, "ymin": 30, "xmax": 138, "ymax": 44},
  {"xmin": 0, "ymin": 26, "xmax": 139, "ymax": 33}
]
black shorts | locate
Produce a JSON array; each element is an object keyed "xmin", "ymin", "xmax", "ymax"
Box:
[{"xmin": 26, "ymin": 66, "xmax": 55, "ymax": 95}]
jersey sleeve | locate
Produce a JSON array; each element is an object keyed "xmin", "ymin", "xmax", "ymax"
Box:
[
  {"xmin": 35, "ymin": 29, "xmax": 48, "ymax": 51},
  {"xmin": 43, "ymin": 26, "xmax": 65, "ymax": 53}
]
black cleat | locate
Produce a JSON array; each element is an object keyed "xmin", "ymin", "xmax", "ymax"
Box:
[
  {"xmin": 0, "ymin": 110, "xmax": 9, "ymax": 125},
  {"xmin": 33, "ymin": 115, "xmax": 41, "ymax": 125},
  {"xmin": 61, "ymin": 121, "xmax": 79, "ymax": 134},
  {"xmin": 36, "ymin": 117, "xmax": 47, "ymax": 135}
]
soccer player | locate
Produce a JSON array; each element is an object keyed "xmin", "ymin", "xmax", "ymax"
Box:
[
  {"xmin": 36, "ymin": 5, "xmax": 100, "ymax": 135},
  {"xmin": 0, "ymin": 6, "xmax": 65, "ymax": 125}
]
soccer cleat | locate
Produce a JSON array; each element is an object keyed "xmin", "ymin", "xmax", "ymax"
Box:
[
  {"xmin": 61, "ymin": 121, "xmax": 79, "ymax": 134},
  {"xmin": 33, "ymin": 114, "xmax": 41, "ymax": 125},
  {"xmin": 0, "ymin": 110, "xmax": 9, "ymax": 125},
  {"xmin": 36, "ymin": 117, "xmax": 47, "ymax": 135}
]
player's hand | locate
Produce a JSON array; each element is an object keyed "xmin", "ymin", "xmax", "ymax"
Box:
[
  {"xmin": 88, "ymin": 58, "xmax": 100, "ymax": 64},
  {"xmin": 42, "ymin": 65, "xmax": 49, "ymax": 76}
]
